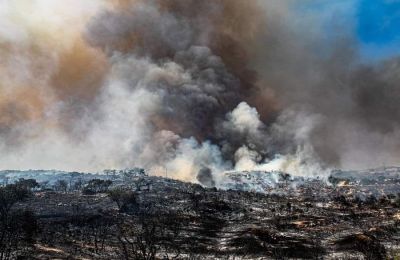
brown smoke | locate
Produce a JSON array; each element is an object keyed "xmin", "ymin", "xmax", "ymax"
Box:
[
  {"xmin": 0, "ymin": 3, "xmax": 109, "ymax": 138},
  {"xmin": 50, "ymin": 39, "xmax": 108, "ymax": 103},
  {"xmin": 49, "ymin": 38, "xmax": 109, "ymax": 132}
]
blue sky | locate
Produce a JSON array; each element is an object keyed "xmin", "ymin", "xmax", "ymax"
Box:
[
  {"xmin": 357, "ymin": 0, "xmax": 400, "ymax": 60},
  {"xmin": 295, "ymin": 0, "xmax": 400, "ymax": 61}
]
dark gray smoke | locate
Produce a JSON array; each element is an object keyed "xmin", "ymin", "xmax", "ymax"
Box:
[
  {"xmin": 84, "ymin": 0, "xmax": 268, "ymax": 164},
  {"xmin": 197, "ymin": 167, "xmax": 215, "ymax": 188}
]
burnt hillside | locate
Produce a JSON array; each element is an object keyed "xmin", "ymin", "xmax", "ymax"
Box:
[{"xmin": 1, "ymin": 169, "xmax": 400, "ymax": 259}]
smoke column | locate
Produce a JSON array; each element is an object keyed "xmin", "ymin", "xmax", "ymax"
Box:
[{"xmin": 1, "ymin": 0, "xmax": 400, "ymax": 184}]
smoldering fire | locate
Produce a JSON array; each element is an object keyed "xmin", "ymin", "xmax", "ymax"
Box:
[{"xmin": 1, "ymin": 0, "xmax": 400, "ymax": 184}]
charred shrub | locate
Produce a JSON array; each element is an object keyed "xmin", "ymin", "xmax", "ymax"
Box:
[
  {"xmin": 108, "ymin": 188, "xmax": 139, "ymax": 213},
  {"xmin": 0, "ymin": 184, "xmax": 37, "ymax": 258},
  {"xmin": 83, "ymin": 179, "xmax": 113, "ymax": 195},
  {"xmin": 230, "ymin": 228, "xmax": 325, "ymax": 258},
  {"xmin": 334, "ymin": 195, "xmax": 352, "ymax": 207},
  {"xmin": 335, "ymin": 233, "xmax": 386, "ymax": 259}
]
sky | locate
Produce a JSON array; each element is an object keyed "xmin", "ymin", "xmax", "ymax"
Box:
[
  {"xmin": 297, "ymin": 0, "xmax": 400, "ymax": 61},
  {"xmin": 357, "ymin": 0, "xmax": 400, "ymax": 60}
]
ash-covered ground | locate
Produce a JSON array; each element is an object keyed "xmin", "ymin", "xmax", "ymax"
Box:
[{"xmin": 1, "ymin": 168, "xmax": 400, "ymax": 259}]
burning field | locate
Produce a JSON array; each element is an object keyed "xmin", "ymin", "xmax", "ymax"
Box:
[{"xmin": 1, "ymin": 0, "xmax": 400, "ymax": 259}]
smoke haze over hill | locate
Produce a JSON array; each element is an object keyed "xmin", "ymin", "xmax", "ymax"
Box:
[{"xmin": 1, "ymin": 0, "xmax": 400, "ymax": 183}]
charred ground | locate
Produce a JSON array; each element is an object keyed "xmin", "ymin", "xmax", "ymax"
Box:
[{"xmin": 1, "ymin": 169, "xmax": 400, "ymax": 259}]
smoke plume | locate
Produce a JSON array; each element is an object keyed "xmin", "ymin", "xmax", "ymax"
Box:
[{"xmin": 1, "ymin": 0, "xmax": 400, "ymax": 184}]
